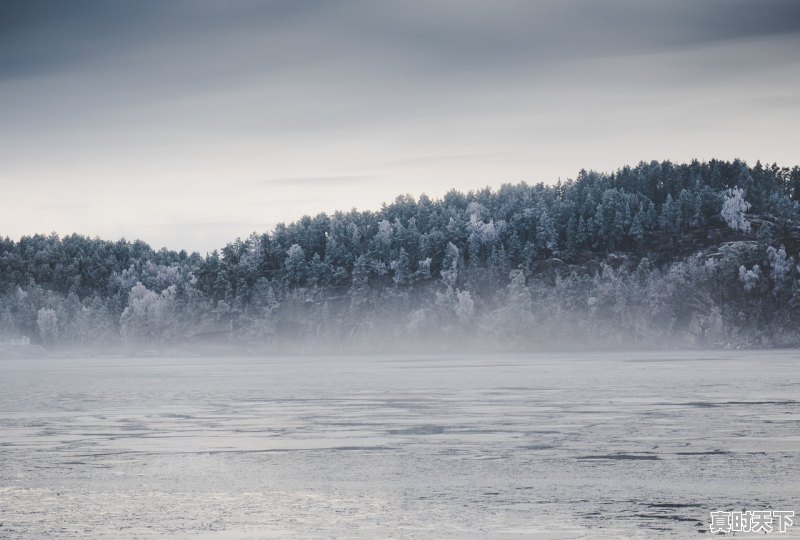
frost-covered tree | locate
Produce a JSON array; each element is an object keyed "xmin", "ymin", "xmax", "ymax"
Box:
[
  {"xmin": 391, "ymin": 248, "xmax": 410, "ymax": 286},
  {"xmin": 660, "ymin": 194, "xmax": 679, "ymax": 231},
  {"xmin": 721, "ymin": 187, "xmax": 752, "ymax": 232},
  {"xmin": 767, "ymin": 245, "xmax": 794, "ymax": 290},
  {"xmin": 349, "ymin": 255, "xmax": 371, "ymax": 310},
  {"xmin": 630, "ymin": 206, "xmax": 646, "ymax": 242},
  {"xmin": 376, "ymin": 219, "xmax": 393, "ymax": 247},
  {"xmin": 738, "ymin": 264, "xmax": 761, "ymax": 292},
  {"xmin": 535, "ymin": 209, "xmax": 557, "ymax": 252},
  {"xmin": 440, "ymin": 242, "xmax": 460, "ymax": 289},
  {"xmin": 36, "ymin": 308, "xmax": 58, "ymax": 344},
  {"xmin": 284, "ymin": 244, "xmax": 307, "ymax": 286},
  {"xmin": 119, "ymin": 283, "xmax": 174, "ymax": 344}
]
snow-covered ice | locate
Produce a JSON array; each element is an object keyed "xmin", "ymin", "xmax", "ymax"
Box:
[{"xmin": 1, "ymin": 351, "xmax": 798, "ymax": 538}]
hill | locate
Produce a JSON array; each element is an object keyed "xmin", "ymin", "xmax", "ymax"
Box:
[{"xmin": 2, "ymin": 159, "xmax": 800, "ymax": 352}]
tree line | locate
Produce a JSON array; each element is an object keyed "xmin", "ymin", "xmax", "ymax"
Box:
[{"xmin": 2, "ymin": 159, "xmax": 800, "ymax": 352}]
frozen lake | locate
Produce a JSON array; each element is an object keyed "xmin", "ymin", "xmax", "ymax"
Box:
[{"xmin": 1, "ymin": 351, "xmax": 799, "ymax": 538}]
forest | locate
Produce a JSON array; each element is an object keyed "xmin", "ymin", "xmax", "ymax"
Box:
[{"xmin": 2, "ymin": 159, "xmax": 800, "ymax": 353}]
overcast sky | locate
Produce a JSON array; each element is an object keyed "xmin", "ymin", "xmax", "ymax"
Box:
[{"xmin": 2, "ymin": 0, "xmax": 799, "ymax": 253}]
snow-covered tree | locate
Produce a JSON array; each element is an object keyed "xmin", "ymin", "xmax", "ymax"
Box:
[
  {"xmin": 376, "ymin": 219, "xmax": 393, "ymax": 247},
  {"xmin": 119, "ymin": 283, "xmax": 175, "ymax": 344},
  {"xmin": 738, "ymin": 264, "xmax": 761, "ymax": 292},
  {"xmin": 440, "ymin": 242, "xmax": 460, "ymax": 289},
  {"xmin": 767, "ymin": 245, "xmax": 794, "ymax": 290},
  {"xmin": 721, "ymin": 187, "xmax": 752, "ymax": 232},
  {"xmin": 391, "ymin": 248, "xmax": 410, "ymax": 286},
  {"xmin": 284, "ymin": 244, "xmax": 307, "ymax": 285}
]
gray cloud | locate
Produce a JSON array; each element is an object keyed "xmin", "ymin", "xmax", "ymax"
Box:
[
  {"xmin": 3, "ymin": 1, "xmax": 799, "ymax": 78},
  {"xmin": 1, "ymin": 1, "xmax": 799, "ymax": 252}
]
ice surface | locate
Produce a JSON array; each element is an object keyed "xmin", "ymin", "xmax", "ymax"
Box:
[{"xmin": 1, "ymin": 351, "xmax": 799, "ymax": 538}]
